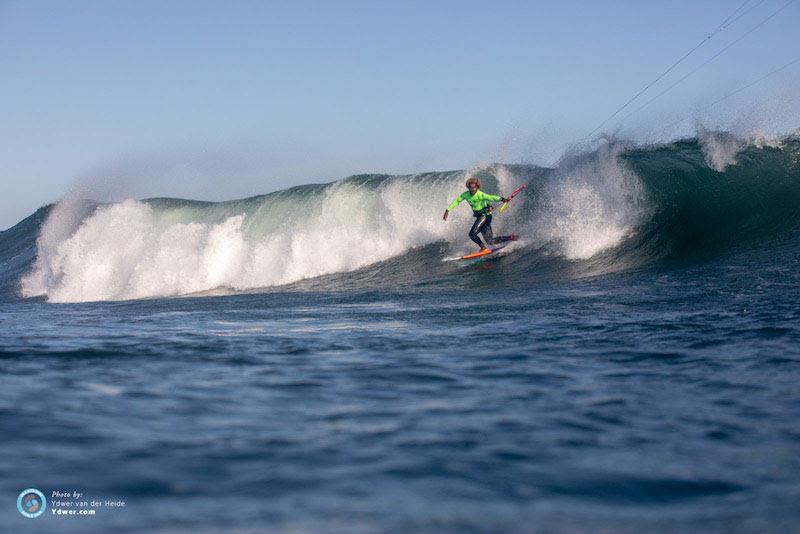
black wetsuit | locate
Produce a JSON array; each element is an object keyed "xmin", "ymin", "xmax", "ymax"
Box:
[{"xmin": 469, "ymin": 210, "xmax": 494, "ymax": 249}]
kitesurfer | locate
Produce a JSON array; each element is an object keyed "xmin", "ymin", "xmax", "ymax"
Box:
[{"xmin": 442, "ymin": 177, "xmax": 508, "ymax": 251}]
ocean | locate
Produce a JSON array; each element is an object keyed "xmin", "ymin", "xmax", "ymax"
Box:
[{"xmin": 2, "ymin": 133, "xmax": 800, "ymax": 532}]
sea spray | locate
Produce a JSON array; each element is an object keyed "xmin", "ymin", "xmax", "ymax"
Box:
[
  {"xmin": 530, "ymin": 140, "xmax": 648, "ymax": 260},
  {"xmin": 21, "ymin": 172, "xmax": 472, "ymax": 301},
  {"xmin": 698, "ymin": 129, "xmax": 747, "ymax": 172},
  {"xmin": 11, "ymin": 134, "xmax": 800, "ymax": 303}
]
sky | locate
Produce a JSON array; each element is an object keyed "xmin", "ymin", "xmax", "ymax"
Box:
[{"xmin": 1, "ymin": 0, "xmax": 799, "ymax": 229}]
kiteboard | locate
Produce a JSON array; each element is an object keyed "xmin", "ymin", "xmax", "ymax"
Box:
[{"xmin": 458, "ymin": 235, "xmax": 519, "ymax": 260}]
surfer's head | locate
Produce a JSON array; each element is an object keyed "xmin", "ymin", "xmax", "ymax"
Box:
[{"xmin": 465, "ymin": 177, "xmax": 480, "ymax": 193}]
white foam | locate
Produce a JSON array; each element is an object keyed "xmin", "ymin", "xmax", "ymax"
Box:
[
  {"xmin": 21, "ymin": 156, "xmax": 654, "ymax": 301},
  {"xmin": 22, "ymin": 173, "xmax": 481, "ymax": 302},
  {"xmin": 749, "ymin": 128, "xmax": 785, "ymax": 150},
  {"xmin": 531, "ymin": 141, "xmax": 648, "ymax": 260},
  {"xmin": 698, "ymin": 129, "xmax": 746, "ymax": 172}
]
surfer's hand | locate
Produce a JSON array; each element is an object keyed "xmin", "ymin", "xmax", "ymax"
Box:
[
  {"xmin": 500, "ymin": 197, "xmax": 509, "ymax": 203},
  {"xmin": 442, "ymin": 209, "xmax": 449, "ymax": 221}
]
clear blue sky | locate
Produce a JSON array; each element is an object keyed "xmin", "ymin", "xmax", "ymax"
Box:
[{"xmin": 2, "ymin": 0, "xmax": 798, "ymax": 229}]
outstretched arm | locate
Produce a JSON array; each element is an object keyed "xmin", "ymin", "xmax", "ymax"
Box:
[{"xmin": 443, "ymin": 192, "xmax": 466, "ymax": 220}]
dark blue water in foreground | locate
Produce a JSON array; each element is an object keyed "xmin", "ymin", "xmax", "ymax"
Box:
[
  {"xmin": 3, "ymin": 137, "xmax": 800, "ymax": 531},
  {"xmin": 3, "ymin": 243, "xmax": 800, "ymax": 533}
]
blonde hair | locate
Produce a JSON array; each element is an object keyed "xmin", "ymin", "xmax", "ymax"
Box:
[{"xmin": 465, "ymin": 177, "xmax": 481, "ymax": 188}]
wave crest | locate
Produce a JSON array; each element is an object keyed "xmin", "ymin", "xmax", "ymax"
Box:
[{"xmin": 8, "ymin": 132, "xmax": 800, "ymax": 302}]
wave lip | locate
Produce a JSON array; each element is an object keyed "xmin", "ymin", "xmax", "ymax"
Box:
[{"xmin": 6, "ymin": 133, "xmax": 800, "ymax": 302}]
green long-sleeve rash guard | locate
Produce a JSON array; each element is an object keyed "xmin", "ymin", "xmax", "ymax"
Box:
[{"xmin": 447, "ymin": 190, "xmax": 502, "ymax": 213}]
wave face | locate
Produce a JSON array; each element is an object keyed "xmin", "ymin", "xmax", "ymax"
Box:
[{"xmin": 5, "ymin": 133, "xmax": 800, "ymax": 303}]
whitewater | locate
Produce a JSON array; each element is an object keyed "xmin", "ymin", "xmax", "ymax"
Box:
[
  {"xmin": 8, "ymin": 131, "xmax": 798, "ymax": 303},
  {"xmin": 3, "ymin": 131, "xmax": 800, "ymax": 533}
]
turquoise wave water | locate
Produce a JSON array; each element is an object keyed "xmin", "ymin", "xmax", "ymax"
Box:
[{"xmin": 2, "ymin": 133, "xmax": 799, "ymax": 302}]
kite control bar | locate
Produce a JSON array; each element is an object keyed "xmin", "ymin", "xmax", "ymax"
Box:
[{"xmin": 499, "ymin": 184, "xmax": 526, "ymax": 213}]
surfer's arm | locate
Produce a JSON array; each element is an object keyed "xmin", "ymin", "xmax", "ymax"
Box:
[
  {"xmin": 443, "ymin": 192, "xmax": 467, "ymax": 220},
  {"xmin": 446, "ymin": 192, "xmax": 467, "ymax": 212},
  {"xmin": 480, "ymin": 192, "xmax": 503, "ymax": 202}
]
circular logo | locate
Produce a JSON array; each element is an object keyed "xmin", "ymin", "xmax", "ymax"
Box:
[{"xmin": 17, "ymin": 488, "xmax": 46, "ymax": 518}]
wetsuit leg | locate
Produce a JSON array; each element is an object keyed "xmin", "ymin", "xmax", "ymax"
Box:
[
  {"xmin": 481, "ymin": 214, "xmax": 494, "ymax": 245},
  {"xmin": 469, "ymin": 213, "xmax": 488, "ymax": 248}
]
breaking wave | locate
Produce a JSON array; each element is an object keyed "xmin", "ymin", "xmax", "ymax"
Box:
[{"xmin": 3, "ymin": 132, "xmax": 799, "ymax": 302}]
